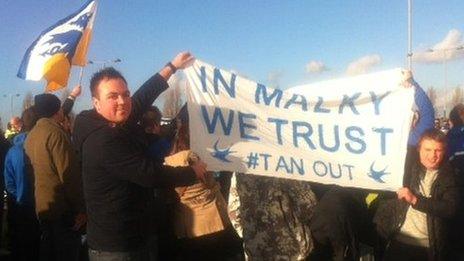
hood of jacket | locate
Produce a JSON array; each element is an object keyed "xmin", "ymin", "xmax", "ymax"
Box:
[
  {"xmin": 448, "ymin": 125, "xmax": 464, "ymax": 139},
  {"xmin": 73, "ymin": 109, "xmax": 110, "ymax": 153},
  {"xmin": 12, "ymin": 132, "xmax": 27, "ymax": 146}
]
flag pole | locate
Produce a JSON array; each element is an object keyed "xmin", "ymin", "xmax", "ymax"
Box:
[
  {"xmin": 78, "ymin": 66, "xmax": 85, "ymax": 86},
  {"xmin": 407, "ymin": 0, "xmax": 413, "ymax": 70}
]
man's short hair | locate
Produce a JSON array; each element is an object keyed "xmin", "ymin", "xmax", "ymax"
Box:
[
  {"xmin": 140, "ymin": 106, "xmax": 162, "ymax": 129},
  {"xmin": 449, "ymin": 103, "xmax": 464, "ymax": 126},
  {"xmin": 90, "ymin": 67, "xmax": 127, "ymax": 98},
  {"xmin": 418, "ymin": 128, "xmax": 447, "ymax": 149}
]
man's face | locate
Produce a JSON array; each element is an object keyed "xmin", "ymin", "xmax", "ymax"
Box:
[
  {"xmin": 419, "ymin": 139, "xmax": 445, "ymax": 170},
  {"xmin": 93, "ymin": 78, "xmax": 132, "ymax": 124},
  {"xmin": 10, "ymin": 118, "xmax": 22, "ymax": 132}
]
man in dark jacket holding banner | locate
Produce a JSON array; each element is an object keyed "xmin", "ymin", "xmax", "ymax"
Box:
[
  {"xmin": 374, "ymin": 129, "xmax": 459, "ymax": 260},
  {"xmin": 73, "ymin": 52, "xmax": 207, "ymax": 260}
]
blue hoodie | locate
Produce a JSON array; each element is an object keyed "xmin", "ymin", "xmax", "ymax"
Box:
[
  {"xmin": 3, "ymin": 132, "xmax": 34, "ymax": 206},
  {"xmin": 408, "ymin": 83, "xmax": 435, "ymax": 147},
  {"xmin": 447, "ymin": 125, "xmax": 464, "ymax": 172}
]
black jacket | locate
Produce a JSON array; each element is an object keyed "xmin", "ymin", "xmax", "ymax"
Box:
[
  {"xmin": 0, "ymin": 135, "xmax": 11, "ymax": 196},
  {"xmin": 374, "ymin": 162, "xmax": 459, "ymax": 260},
  {"xmin": 310, "ymin": 186, "xmax": 372, "ymax": 260},
  {"xmin": 73, "ymin": 73, "xmax": 197, "ymax": 252}
]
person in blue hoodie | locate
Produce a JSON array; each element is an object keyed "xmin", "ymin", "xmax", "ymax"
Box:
[
  {"xmin": 446, "ymin": 103, "xmax": 464, "ymax": 259},
  {"xmin": 447, "ymin": 103, "xmax": 464, "ymax": 174},
  {"xmin": 402, "ymin": 79, "xmax": 435, "ymax": 186},
  {"xmin": 3, "ymin": 106, "xmax": 40, "ymax": 261},
  {"xmin": 3, "ymin": 85, "xmax": 82, "ymax": 261}
]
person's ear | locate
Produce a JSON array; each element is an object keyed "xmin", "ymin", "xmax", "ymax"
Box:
[{"xmin": 93, "ymin": 97, "xmax": 101, "ymax": 112}]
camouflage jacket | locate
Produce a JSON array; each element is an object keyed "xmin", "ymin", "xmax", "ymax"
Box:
[{"xmin": 231, "ymin": 173, "xmax": 317, "ymax": 261}]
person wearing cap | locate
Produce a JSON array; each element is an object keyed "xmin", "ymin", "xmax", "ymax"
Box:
[
  {"xmin": 72, "ymin": 52, "xmax": 207, "ymax": 260},
  {"xmin": 25, "ymin": 93, "xmax": 86, "ymax": 261}
]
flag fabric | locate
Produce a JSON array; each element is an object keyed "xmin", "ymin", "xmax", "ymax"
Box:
[
  {"xmin": 185, "ymin": 60, "xmax": 415, "ymax": 191},
  {"xmin": 17, "ymin": 0, "xmax": 97, "ymax": 91}
]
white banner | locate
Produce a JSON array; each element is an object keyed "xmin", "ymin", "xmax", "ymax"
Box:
[{"xmin": 185, "ymin": 60, "xmax": 414, "ymax": 191}]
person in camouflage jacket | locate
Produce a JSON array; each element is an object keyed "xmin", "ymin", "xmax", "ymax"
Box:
[{"xmin": 235, "ymin": 174, "xmax": 317, "ymax": 260}]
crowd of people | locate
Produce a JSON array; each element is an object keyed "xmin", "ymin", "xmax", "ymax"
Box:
[{"xmin": 0, "ymin": 52, "xmax": 463, "ymax": 261}]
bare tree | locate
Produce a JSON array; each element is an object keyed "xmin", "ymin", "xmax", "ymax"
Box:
[
  {"xmin": 163, "ymin": 75, "xmax": 184, "ymax": 118},
  {"xmin": 451, "ymin": 86, "xmax": 463, "ymax": 105},
  {"xmin": 268, "ymin": 70, "xmax": 283, "ymax": 89},
  {"xmin": 163, "ymin": 84, "xmax": 183, "ymax": 118},
  {"xmin": 427, "ymin": 86, "xmax": 437, "ymax": 108},
  {"xmin": 22, "ymin": 91, "xmax": 33, "ymax": 110}
]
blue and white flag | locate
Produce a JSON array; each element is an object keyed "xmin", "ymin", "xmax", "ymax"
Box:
[
  {"xmin": 17, "ymin": 0, "xmax": 97, "ymax": 91},
  {"xmin": 185, "ymin": 60, "xmax": 415, "ymax": 191}
]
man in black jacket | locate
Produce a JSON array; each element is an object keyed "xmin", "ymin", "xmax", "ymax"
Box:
[
  {"xmin": 73, "ymin": 52, "xmax": 207, "ymax": 260},
  {"xmin": 374, "ymin": 129, "xmax": 459, "ymax": 260}
]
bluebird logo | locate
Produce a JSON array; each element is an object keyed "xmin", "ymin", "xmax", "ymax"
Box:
[
  {"xmin": 39, "ymin": 11, "xmax": 92, "ymax": 58},
  {"xmin": 211, "ymin": 139, "xmax": 235, "ymax": 163},
  {"xmin": 40, "ymin": 30, "xmax": 83, "ymax": 57},
  {"xmin": 368, "ymin": 162, "xmax": 389, "ymax": 183}
]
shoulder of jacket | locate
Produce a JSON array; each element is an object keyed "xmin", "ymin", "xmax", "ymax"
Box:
[{"xmin": 438, "ymin": 164, "xmax": 457, "ymax": 182}]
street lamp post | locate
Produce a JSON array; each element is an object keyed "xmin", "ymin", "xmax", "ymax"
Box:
[
  {"xmin": 88, "ymin": 58, "xmax": 122, "ymax": 69},
  {"xmin": 407, "ymin": 0, "xmax": 413, "ymax": 70},
  {"xmin": 428, "ymin": 45, "xmax": 464, "ymax": 117},
  {"xmin": 2, "ymin": 93, "xmax": 21, "ymax": 120},
  {"xmin": 428, "ymin": 45, "xmax": 464, "ymax": 88}
]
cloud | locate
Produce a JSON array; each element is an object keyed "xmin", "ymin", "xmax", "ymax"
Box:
[
  {"xmin": 346, "ymin": 54, "xmax": 382, "ymax": 76},
  {"xmin": 305, "ymin": 60, "xmax": 328, "ymax": 74},
  {"xmin": 413, "ymin": 29, "xmax": 464, "ymax": 63}
]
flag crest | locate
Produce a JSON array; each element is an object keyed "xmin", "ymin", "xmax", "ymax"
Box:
[{"xmin": 17, "ymin": 0, "xmax": 97, "ymax": 91}]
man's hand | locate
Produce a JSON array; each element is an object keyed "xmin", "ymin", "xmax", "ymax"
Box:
[
  {"xmin": 72, "ymin": 213, "xmax": 87, "ymax": 231},
  {"xmin": 401, "ymin": 70, "xmax": 414, "ymax": 88},
  {"xmin": 159, "ymin": 52, "xmax": 195, "ymax": 81},
  {"xmin": 171, "ymin": 52, "xmax": 195, "ymax": 69},
  {"xmin": 70, "ymin": 85, "xmax": 82, "ymax": 98},
  {"xmin": 397, "ymin": 187, "xmax": 418, "ymax": 205},
  {"xmin": 190, "ymin": 159, "xmax": 207, "ymax": 183}
]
